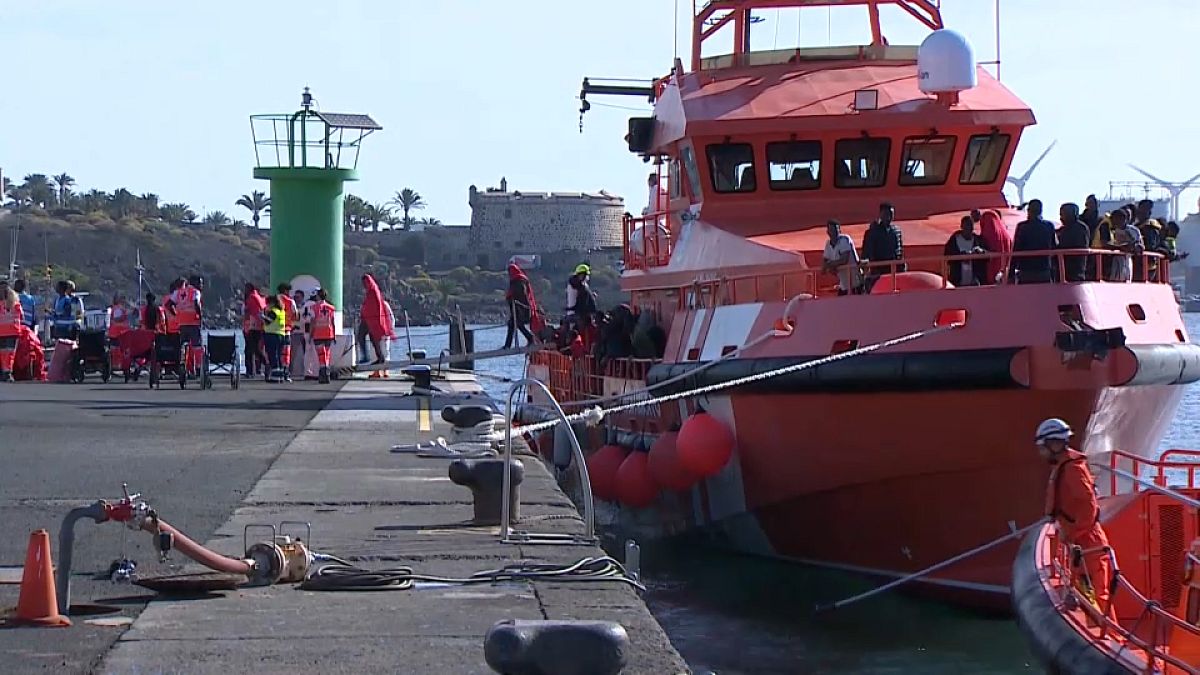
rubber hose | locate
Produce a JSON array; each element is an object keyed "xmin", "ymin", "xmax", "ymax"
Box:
[{"xmin": 143, "ymin": 518, "xmax": 253, "ymax": 576}]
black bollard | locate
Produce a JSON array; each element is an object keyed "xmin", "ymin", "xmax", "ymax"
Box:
[
  {"xmin": 441, "ymin": 404, "xmax": 494, "ymax": 428},
  {"xmin": 484, "ymin": 619, "xmax": 629, "ymax": 675},
  {"xmin": 403, "ymin": 364, "xmax": 433, "ymax": 391},
  {"xmin": 448, "ymin": 458, "xmax": 524, "ymax": 525}
]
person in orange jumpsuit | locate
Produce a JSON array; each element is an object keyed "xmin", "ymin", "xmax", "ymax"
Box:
[{"xmin": 1037, "ymin": 418, "xmax": 1112, "ymax": 610}]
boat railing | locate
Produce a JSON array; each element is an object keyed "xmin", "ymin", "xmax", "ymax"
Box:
[
  {"xmin": 673, "ymin": 248, "xmax": 1169, "ymax": 308},
  {"xmin": 528, "ymin": 350, "xmax": 659, "ymax": 409},
  {"xmin": 1108, "ymin": 448, "xmax": 1200, "ymax": 496},
  {"xmin": 623, "ymin": 211, "xmax": 674, "ymax": 270},
  {"xmin": 1046, "ymin": 520, "xmax": 1200, "ymax": 675}
]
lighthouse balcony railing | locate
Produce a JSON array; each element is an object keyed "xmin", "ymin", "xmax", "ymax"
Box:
[{"xmin": 672, "ymin": 249, "xmax": 1169, "ymax": 308}]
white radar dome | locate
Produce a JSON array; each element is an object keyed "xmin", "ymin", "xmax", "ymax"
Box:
[{"xmin": 918, "ymin": 29, "xmax": 977, "ymax": 95}]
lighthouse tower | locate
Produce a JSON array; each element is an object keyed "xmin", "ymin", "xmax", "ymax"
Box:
[{"xmin": 250, "ymin": 88, "xmax": 381, "ymax": 326}]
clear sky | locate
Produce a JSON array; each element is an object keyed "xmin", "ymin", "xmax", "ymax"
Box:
[{"xmin": 1, "ymin": 1, "xmax": 1196, "ymax": 227}]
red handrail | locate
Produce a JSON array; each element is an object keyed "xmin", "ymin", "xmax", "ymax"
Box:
[{"xmin": 1109, "ymin": 449, "xmax": 1200, "ymax": 496}]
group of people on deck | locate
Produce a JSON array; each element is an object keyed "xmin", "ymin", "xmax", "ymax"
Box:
[
  {"xmin": 501, "ymin": 261, "xmax": 666, "ymax": 365},
  {"xmin": 822, "ymin": 197, "xmax": 1186, "ymax": 293}
]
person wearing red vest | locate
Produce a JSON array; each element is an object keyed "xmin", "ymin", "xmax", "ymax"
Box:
[
  {"xmin": 168, "ymin": 275, "xmax": 205, "ymax": 374},
  {"xmin": 107, "ymin": 292, "xmax": 133, "ymax": 343},
  {"xmin": 242, "ymin": 283, "xmax": 267, "ymax": 377},
  {"xmin": 1037, "ymin": 418, "xmax": 1112, "ymax": 611},
  {"xmin": 163, "ymin": 279, "xmax": 182, "ymax": 336},
  {"xmin": 277, "ymin": 282, "xmax": 297, "ymax": 382},
  {"xmin": 307, "ymin": 288, "xmax": 337, "ymax": 384},
  {"xmin": 0, "ymin": 281, "xmax": 25, "ymax": 382}
]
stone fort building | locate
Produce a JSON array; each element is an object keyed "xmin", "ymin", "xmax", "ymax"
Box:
[{"xmin": 464, "ymin": 178, "xmax": 625, "ymax": 269}]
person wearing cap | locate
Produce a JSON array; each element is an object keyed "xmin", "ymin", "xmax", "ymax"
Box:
[
  {"xmin": 1036, "ymin": 418, "xmax": 1111, "ymax": 610},
  {"xmin": 565, "ymin": 263, "xmax": 598, "ymax": 348}
]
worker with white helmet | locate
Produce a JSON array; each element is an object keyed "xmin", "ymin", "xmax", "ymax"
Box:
[{"xmin": 1036, "ymin": 418, "xmax": 1112, "ymax": 611}]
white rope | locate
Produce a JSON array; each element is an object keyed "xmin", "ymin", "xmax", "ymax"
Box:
[{"xmin": 510, "ymin": 322, "xmax": 959, "ymax": 436}]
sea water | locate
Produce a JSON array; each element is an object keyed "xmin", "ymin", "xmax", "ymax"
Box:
[{"xmin": 396, "ymin": 319, "xmax": 1198, "ymax": 673}]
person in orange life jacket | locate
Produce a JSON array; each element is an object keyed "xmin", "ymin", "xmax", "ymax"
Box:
[
  {"xmin": 277, "ymin": 282, "xmax": 297, "ymax": 382},
  {"xmin": 0, "ymin": 280, "xmax": 25, "ymax": 382},
  {"xmin": 242, "ymin": 283, "xmax": 267, "ymax": 377},
  {"xmin": 106, "ymin": 292, "xmax": 133, "ymax": 343},
  {"xmin": 167, "ymin": 275, "xmax": 204, "ymax": 373},
  {"xmin": 307, "ymin": 288, "xmax": 337, "ymax": 384},
  {"xmin": 1036, "ymin": 418, "xmax": 1112, "ymax": 610}
]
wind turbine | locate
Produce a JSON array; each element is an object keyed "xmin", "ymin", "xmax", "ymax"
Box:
[
  {"xmin": 1005, "ymin": 140, "xmax": 1057, "ymax": 206},
  {"xmin": 1126, "ymin": 164, "xmax": 1200, "ymax": 222}
]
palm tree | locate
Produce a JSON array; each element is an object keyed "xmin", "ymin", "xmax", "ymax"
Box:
[
  {"xmin": 108, "ymin": 188, "xmax": 136, "ymax": 218},
  {"xmin": 344, "ymin": 194, "xmax": 366, "ymax": 231},
  {"xmin": 80, "ymin": 189, "xmax": 109, "ymax": 213},
  {"xmin": 22, "ymin": 174, "xmax": 54, "ymax": 208},
  {"xmin": 203, "ymin": 211, "xmax": 231, "ymax": 226},
  {"xmin": 52, "ymin": 173, "xmax": 75, "ymax": 207},
  {"xmin": 418, "ymin": 217, "xmax": 443, "ymax": 229},
  {"xmin": 235, "ymin": 190, "xmax": 271, "ymax": 228},
  {"xmin": 137, "ymin": 193, "xmax": 160, "ymax": 218},
  {"xmin": 388, "ymin": 188, "xmax": 426, "ymax": 230},
  {"xmin": 160, "ymin": 203, "xmax": 195, "ymax": 223},
  {"xmin": 382, "ymin": 213, "xmax": 402, "ymax": 231}
]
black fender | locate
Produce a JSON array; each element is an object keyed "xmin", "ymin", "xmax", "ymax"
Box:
[{"xmin": 1011, "ymin": 529, "xmax": 1132, "ymax": 675}]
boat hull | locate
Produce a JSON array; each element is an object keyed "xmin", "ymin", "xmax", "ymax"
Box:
[{"xmin": 640, "ymin": 383, "xmax": 1182, "ymax": 607}]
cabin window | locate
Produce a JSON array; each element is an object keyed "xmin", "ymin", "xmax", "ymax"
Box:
[
  {"xmin": 960, "ymin": 133, "xmax": 1012, "ymax": 185},
  {"xmin": 834, "ymin": 138, "xmax": 890, "ymax": 188},
  {"xmin": 767, "ymin": 141, "xmax": 821, "ymax": 191},
  {"xmin": 680, "ymin": 145, "xmax": 702, "ymax": 198},
  {"xmin": 668, "ymin": 158, "xmax": 682, "ymax": 199},
  {"xmin": 706, "ymin": 143, "xmax": 757, "ymax": 193},
  {"xmin": 899, "ymin": 135, "xmax": 957, "ymax": 186}
]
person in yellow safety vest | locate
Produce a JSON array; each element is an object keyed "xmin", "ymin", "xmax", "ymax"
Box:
[
  {"xmin": 277, "ymin": 282, "xmax": 297, "ymax": 383},
  {"xmin": 106, "ymin": 292, "xmax": 133, "ymax": 344},
  {"xmin": 307, "ymin": 288, "xmax": 337, "ymax": 384},
  {"xmin": 0, "ymin": 280, "xmax": 25, "ymax": 382},
  {"xmin": 261, "ymin": 295, "xmax": 288, "ymax": 383}
]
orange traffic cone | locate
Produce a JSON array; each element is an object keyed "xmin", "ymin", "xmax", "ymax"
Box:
[{"xmin": 15, "ymin": 530, "xmax": 70, "ymax": 627}]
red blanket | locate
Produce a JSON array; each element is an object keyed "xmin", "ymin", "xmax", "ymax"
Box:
[{"xmin": 13, "ymin": 326, "xmax": 45, "ymax": 381}]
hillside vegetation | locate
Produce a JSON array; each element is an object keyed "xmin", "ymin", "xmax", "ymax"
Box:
[{"xmin": 1, "ymin": 211, "xmax": 621, "ymax": 325}]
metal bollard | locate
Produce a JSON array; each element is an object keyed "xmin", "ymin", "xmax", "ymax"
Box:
[
  {"xmin": 448, "ymin": 458, "xmax": 524, "ymax": 525},
  {"xmin": 442, "ymin": 404, "xmax": 494, "ymax": 428},
  {"xmin": 484, "ymin": 619, "xmax": 629, "ymax": 675}
]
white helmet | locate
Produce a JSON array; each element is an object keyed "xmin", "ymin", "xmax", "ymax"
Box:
[{"xmin": 1035, "ymin": 418, "xmax": 1073, "ymax": 445}]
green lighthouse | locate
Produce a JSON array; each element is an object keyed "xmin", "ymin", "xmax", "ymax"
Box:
[{"xmin": 250, "ymin": 88, "xmax": 380, "ymax": 326}]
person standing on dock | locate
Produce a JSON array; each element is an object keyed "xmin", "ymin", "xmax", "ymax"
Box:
[
  {"xmin": 277, "ymin": 283, "xmax": 297, "ymax": 382},
  {"xmin": 307, "ymin": 288, "xmax": 336, "ymax": 384},
  {"xmin": 168, "ymin": 276, "xmax": 205, "ymax": 374},
  {"xmin": 242, "ymin": 283, "xmax": 267, "ymax": 377},
  {"xmin": 1036, "ymin": 418, "xmax": 1112, "ymax": 611},
  {"xmin": 261, "ymin": 295, "xmax": 287, "ymax": 383},
  {"xmin": 50, "ymin": 280, "xmax": 83, "ymax": 340},
  {"xmin": 142, "ymin": 293, "xmax": 165, "ymax": 333},
  {"xmin": 357, "ymin": 273, "xmax": 393, "ymax": 365},
  {"xmin": 0, "ymin": 280, "xmax": 24, "ymax": 382},
  {"xmin": 503, "ymin": 262, "xmax": 538, "ymax": 348},
  {"xmin": 12, "ymin": 279, "xmax": 36, "ymax": 332},
  {"xmin": 291, "ymin": 289, "xmax": 310, "ymax": 380}
]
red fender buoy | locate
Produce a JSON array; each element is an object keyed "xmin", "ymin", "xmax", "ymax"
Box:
[
  {"xmin": 585, "ymin": 445, "xmax": 627, "ymax": 502},
  {"xmin": 647, "ymin": 432, "xmax": 699, "ymax": 492},
  {"xmin": 677, "ymin": 412, "xmax": 734, "ymax": 478},
  {"xmin": 615, "ymin": 452, "xmax": 659, "ymax": 508},
  {"xmin": 870, "ymin": 271, "xmax": 953, "ymax": 294}
]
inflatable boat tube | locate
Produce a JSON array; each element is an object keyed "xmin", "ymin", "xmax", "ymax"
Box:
[
  {"xmin": 1122, "ymin": 343, "xmax": 1200, "ymax": 386},
  {"xmin": 646, "ymin": 348, "xmax": 1022, "ymax": 394},
  {"xmin": 1011, "ymin": 528, "xmax": 1131, "ymax": 675}
]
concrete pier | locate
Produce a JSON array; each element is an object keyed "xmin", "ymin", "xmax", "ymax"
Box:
[{"xmin": 62, "ymin": 374, "xmax": 685, "ymax": 673}]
